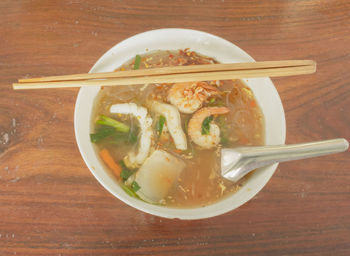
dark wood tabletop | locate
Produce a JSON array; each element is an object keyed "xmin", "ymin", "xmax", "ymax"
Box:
[{"xmin": 1, "ymin": 0, "xmax": 349, "ymax": 255}]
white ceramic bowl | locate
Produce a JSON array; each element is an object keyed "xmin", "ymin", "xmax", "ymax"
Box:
[{"xmin": 74, "ymin": 28, "xmax": 286, "ymax": 219}]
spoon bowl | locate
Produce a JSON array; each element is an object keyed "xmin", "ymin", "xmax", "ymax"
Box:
[{"xmin": 221, "ymin": 138, "xmax": 349, "ymax": 183}]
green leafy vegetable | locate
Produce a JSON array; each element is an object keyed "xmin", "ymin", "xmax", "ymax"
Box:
[
  {"xmin": 119, "ymin": 159, "xmax": 128, "ymax": 170},
  {"xmin": 133, "ymin": 54, "xmax": 141, "ymax": 70},
  {"xmin": 119, "ymin": 161, "xmax": 140, "ymax": 198},
  {"xmin": 156, "ymin": 115, "xmax": 166, "ymax": 137},
  {"xmin": 120, "ymin": 183, "xmax": 139, "ymax": 198},
  {"xmin": 120, "ymin": 168, "xmax": 133, "ymax": 181},
  {"xmin": 96, "ymin": 115, "xmax": 129, "ymax": 133},
  {"xmin": 119, "ymin": 160, "xmax": 134, "ymax": 181},
  {"xmin": 90, "ymin": 115, "xmax": 133, "ymax": 143},
  {"xmin": 90, "ymin": 125, "xmax": 138, "ymax": 144},
  {"xmin": 202, "ymin": 115, "xmax": 213, "ymax": 135},
  {"xmin": 90, "ymin": 126, "xmax": 116, "ymax": 143},
  {"xmin": 131, "ymin": 181, "xmax": 141, "ymax": 192},
  {"xmin": 121, "ymin": 182, "xmax": 161, "ymax": 203}
]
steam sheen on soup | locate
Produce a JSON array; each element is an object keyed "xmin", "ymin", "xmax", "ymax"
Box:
[{"xmin": 91, "ymin": 49, "xmax": 264, "ymax": 208}]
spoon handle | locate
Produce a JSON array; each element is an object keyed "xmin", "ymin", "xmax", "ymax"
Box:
[
  {"xmin": 241, "ymin": 138, "xmax": 349, "ymax": 162},
  {"xmin": 222, "ymin": 138, "xmax": 349, "ymax": 182}
]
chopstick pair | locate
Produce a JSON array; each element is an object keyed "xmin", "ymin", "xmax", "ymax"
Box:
[{"xmin": 12, "ymin": 60, "xmax": 316, "ymax": 90}]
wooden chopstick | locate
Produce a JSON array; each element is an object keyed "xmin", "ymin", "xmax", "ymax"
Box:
[
  {"xmin": 18, "ymin": 60, "xmax": 315, "ymax": 83},
  {"xmin": 13, "ymin": 60, "xmax": 316, "ymax": 90}
]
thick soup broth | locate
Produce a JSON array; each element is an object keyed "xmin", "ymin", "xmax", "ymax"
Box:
[{"xmin": 92, "ymin": 49, "xmax": 264, "ymax": 207}]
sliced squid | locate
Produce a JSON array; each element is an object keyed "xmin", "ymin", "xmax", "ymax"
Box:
[
  {"xmin": 150, "ymin": 101, "xmax": 187, "ymax": 150},
  {"xmin": 110, "ymin": 103, "xmax": 153, "ymax": 167}
]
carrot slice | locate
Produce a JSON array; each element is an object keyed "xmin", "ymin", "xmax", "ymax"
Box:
[{"xmin": 99, "ymin": 149, "xmax": 121, "ymax": 177}]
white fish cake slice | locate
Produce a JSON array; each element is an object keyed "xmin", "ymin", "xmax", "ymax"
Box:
[{"xmin": 135, "ymin": 150, "xmax": 185, "ymax": 204}]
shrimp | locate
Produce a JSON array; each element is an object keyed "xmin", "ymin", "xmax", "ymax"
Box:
[
  {"xmin": 110, "ymin": 103, "xmax": 153, "ymax": 167},
  {"xmin": 150, "ymin": 101, "xmax": 187, "ymax": 150},
  {"xmin": 188, "ymin": 107, "xmax": 230, "ymax": 149},
  {"xmin": 167, "ymin": 82, "xmax": 219, "ymax": 114}
]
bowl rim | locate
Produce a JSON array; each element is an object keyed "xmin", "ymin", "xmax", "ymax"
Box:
[{"xmin": 74, "ymin": 28, "xmax": 286, "ymax": 219}]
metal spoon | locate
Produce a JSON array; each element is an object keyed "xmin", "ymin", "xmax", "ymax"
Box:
[{"xmin": 221, "ymin": 138, "xmax": 349, "ymax": 183}]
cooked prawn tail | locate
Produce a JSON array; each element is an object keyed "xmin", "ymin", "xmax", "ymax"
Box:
[{"xmin": 208, "ymin": 106, "xmax": 230, "ymax": 115}]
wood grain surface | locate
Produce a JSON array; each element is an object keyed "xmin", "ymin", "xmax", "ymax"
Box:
[{"xmin": 1, "ymin": 0, "xmax": 349, "ymax": 255}]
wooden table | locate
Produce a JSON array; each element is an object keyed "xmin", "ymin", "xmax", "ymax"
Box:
[{"xmin": 1, "ymin": 1, "xmax": 349, "ymax": 255}]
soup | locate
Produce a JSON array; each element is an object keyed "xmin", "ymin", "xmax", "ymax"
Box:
[{"xmin": 91, "ymin": 49, "xmax": 264, "ymax": 207}]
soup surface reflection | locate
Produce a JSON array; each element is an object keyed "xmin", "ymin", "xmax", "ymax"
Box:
[{"xmin": 91, "ymin": 49, "xmax": 264, "ymax": 207}]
